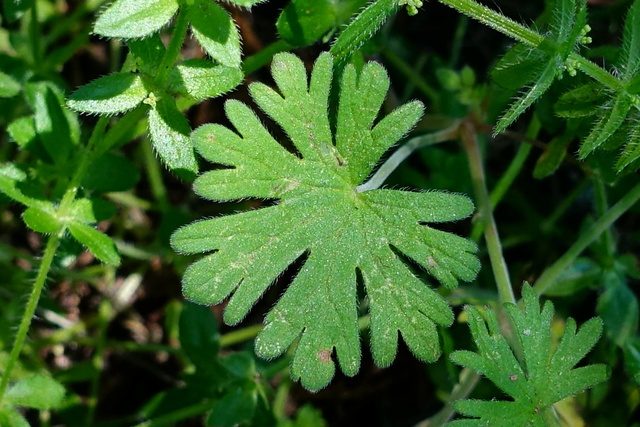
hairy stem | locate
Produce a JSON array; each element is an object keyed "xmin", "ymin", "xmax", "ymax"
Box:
[
  {"xmin": 0, "ymin": 116, "xmax": 108, "ymax": 403},
  {"xmin": 534, "ymin": 181, "xmax": 640, "ymax": 294},
  {"xmin": 414, "ymin": 368, "xmax": 480, "ymax": 427},
  {"xmin": 0, "ymin": 235, "xmax": 60, "ymax": 403},
  {"xmin": 460, "ymin": 121, "xmax": 515, "ymax": 305}
]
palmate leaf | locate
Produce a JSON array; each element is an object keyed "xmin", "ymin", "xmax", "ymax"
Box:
[
  {"xmin": 171, "ymin": 52, "xmax": 480, "ymax": 391},
  {"xmin": 449, "ymin": 284, "xmax": 609, "ymax": 426}
]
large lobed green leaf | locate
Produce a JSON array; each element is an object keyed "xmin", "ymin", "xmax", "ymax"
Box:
[
  {"xmin": 449, "ymin": 284, "xmax": 609, "ymax": 426},
  {"xmin": 172, "ymin": 52, "xmax": 479, "ymax": 390}
]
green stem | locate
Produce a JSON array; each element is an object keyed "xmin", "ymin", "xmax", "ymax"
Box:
[
  {"xmin": 534, "ymin": 181, "xmax": 640, "ymax": 295},
  {"xmin": 219, "ymin": 324, "xmax": 264, "ymax": 348},
  {"xmin": 437, "ymin": 0, "xmax": 544, "ymax": 46},
  {"xmin": 414, "ymin": 368, "xmax": 480, "ymax": 427},
  {"xmin": 437, "ymin": 0, "xmax": 625, "ymax": 92},
  {"xmin": 357, "ymin": 122, "xmax": 461, "ymax": 192},
  {"xmin": 0, "ymin": 235, "xmax": 60, "ymax": 403},
  {"xmin": 0, "ymin": 117, "xmax": 109, "ymax": 404},
  {"xmin": 86, "ymin": 300, "xmax": 112, "ymax": 426},
  {"xmin": 156, "ymin": 7, "xmax": 190, "ymax": 84},
  {"xmin": 142, "ymin": 138, "xmax": 169, "ymax": 210},
  {"xmin": 460, "ymin": 121, "xmax": 515, "ymax": 305},
  {"xmin": 593, "ymin": 177, "xmax": 615, "ymax": 266},
  {"xmin": 471, "ymin": 117, "xmax": 539, "ymax": 241}
]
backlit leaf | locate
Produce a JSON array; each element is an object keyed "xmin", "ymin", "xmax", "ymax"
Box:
[
  {"xmin": 168, "ymin": 59, "xmax": 244, "ymax": 101},
  {"xmin": 187, "ymin": 0, "xmax": 241, "ymax": 68}
]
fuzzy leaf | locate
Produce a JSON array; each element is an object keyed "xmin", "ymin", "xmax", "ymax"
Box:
[
  {"xmin": 67, "ymin": 222, "xmax": 121, "ymax": 266},
  {"xmin": 168, "ymin": 59, "xmax": 244, "ymax": 101},
  {"xmin": 68, "ymin": 73, "xmax": 149, "ymax": 115},
  {"xmin": 187, "ymin": 0, "xmax": 241, "ymax": 68},
  {"xmin": 554, "ymin": 83, "xmax": 605, "ymax": 118},
  {"xmin": 94, "ymin": 0, "xmax": 179, "ymax": 39},
  {"xmin": 578, "ymin": 93, "xmax": 633, "ymax": 158},
  {"xmin": 225, "ymin": 0, "xmax": 268, "ymax": 6},
  {"xmin": 22, "ymin": 206, "xmax": 61, "ymax": 234},
  {"xmin": 172, "ymin": 52, "xmax": 479, "ymax": 391},
  {"xmin": 147, "ymin": 95, "xmax": 199, "ymax": 180},
  {"xmin": 449, "ymin": 284, "xmax": 609, "ymax": 425},
  {"xmin": 127, "ymin": 35, "xmax": 167, "ymax": 75},
  {"xmin": 0, "ymin": 164, "xmax": 49, "ymax": 209},
  {"xmin": 329, "ymin": 0, "xmax": 399, "ymax": 63}
]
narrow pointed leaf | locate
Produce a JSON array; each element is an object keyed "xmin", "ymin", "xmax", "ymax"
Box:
[
  {"xmin": 172, "ymin": 52, "xmax": 479, "ymax": 391},
  {"xmin": 68, "ymin": 73, "xmax": 149, "ymax": 115},
  {"xmin": 94, "ymin": 0, "xmax": 179, "ymax": 39},
  {"xmin": 579, "ymin": 93, "xmax": 633, "ymax": 158}
]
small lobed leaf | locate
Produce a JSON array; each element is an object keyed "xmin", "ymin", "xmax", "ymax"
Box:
[
  {"xmin": 147, "ymin": 95, "xmax": 199, "ymax": 181},
  {"xmin": 67, "ymin": 221, "xmax": 121, "ymax": 266},
  {"xmin": 68, "ymin": 72, "xmax": 149, "ymax": 115},
  {"xmin": 94, "ymin": 0, "xmax": 179, "ymax": 39},
  {"xmin": 449, "ymin": 284, "xmax": 608, "ymax": 425},
  {"xmin": 187, "ymin": 0, "xmax": 242, "ymax": 68},
  {"xmin": 172, "ymin": 52, "xmax": 479, "ymax": 391},
  {"xmin": 167, "ymin": 59, "xmax": 244, "ymax": 101},
  {"xmin": 5, "ymin": 375, "xmax": 65, "ymax": 410}
]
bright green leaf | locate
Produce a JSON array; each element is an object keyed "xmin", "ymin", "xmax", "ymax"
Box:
[
  {"xmin": 93, "ymin": 0, "xmax": 179, "ymax": 39},
  {"xmin": 5, "ymin": 375, "xmax": 65, "ymax": 410},
  {"xmin": 449, "ymin": 284, "xmax": 609, "ymax": 426},
  {"xmin": 68, "ymin": 72, "xmax": 149, "ymax": 115},
  {"xmin": 67, "ymin": 221, "xmax": 121, "ymax": 265},
  {"xmin": 22, "ymin": 206, "xmax": 61, "ymax": 233},
  {"xmin": 172, "ymin": 52, "xmax": 479, "ymax": 391},
  {"xmin": 187, "ymin": 0, "xmax": 241, "ymax": 68},
  {"xmin": 0, "ymin": 70, "xmax": 20, "ymax": 97},
  {"xmin": 147, "ymin": 95, "xmax": 198, "ymax": 181},
  {"xmin": 168, "ymin": 59, "xmax": 244, "ymax": 101},
  {"xmin": 616, "ymin": 122, "xmax": 640, "ymax": 171}
]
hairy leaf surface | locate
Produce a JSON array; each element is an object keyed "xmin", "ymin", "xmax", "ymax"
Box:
[
  {"xmin": 172, "ymin": 52, "xmax": 479, "ymax": 390},
  {"xmin": 449, "ymin": 284, "xmax": 609, "ymax": 425}
]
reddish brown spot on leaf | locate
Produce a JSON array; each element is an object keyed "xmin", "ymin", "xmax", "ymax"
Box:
[{"xmin": 318, "ymin": 349, "xmax": 331, "ymax": 363}]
